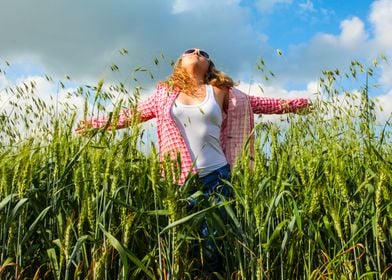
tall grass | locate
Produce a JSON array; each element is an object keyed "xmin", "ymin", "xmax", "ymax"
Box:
[{"xmin": 0, "ymin": 56, "xmax": 391, "ymax": 279}]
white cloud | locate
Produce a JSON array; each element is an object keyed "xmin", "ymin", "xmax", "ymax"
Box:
[
  {"xmin": 251, "ymin": 0, "xmax": 392, "ymax": 128},
  {"xmin": 0, "ymin": 75, "xmax": 9, "ymax": 91},
  {"xmin": 237, "ymin": 81, "xmax": 315, "ymax": 99},
  {"xmin": 369, "ymin": 0, "xmax": 392, "ymax": 50},
  {"xmin": 375, "ymin": 89, "xmax": 392, "ymax": 123},
  {"xmin": 299, "ymin": 0, "xmax": 315, "ymax": 12},
  {"xmin": 172, "ymin": 0, "xmax": 242, "ymax": 14},
  {"xmin": 339, "ymin": 17, "xmax": 368, "ymax": 47},
  {"xmin": 312, "ymin": 16, "xmax": 369, "ymax": 50},
  {"xmin": 256, "ymin": 0, "xmax": 391, "ymax": 93},
  {"xmin": 255, "ymin": 0, "xmax": 293, "ymax": 12},
  {"xmin": 236, "ymin": 81, "xmax": 316, "ymax": 123},
  {"xmin": 172, "ymin": 0, "xmax": 205, "ymax": 14},
  {"xmin": 236, "ymin": 78, "xmax": 391, "ymax": 125},
  {"xmin": 271, "ymin": 14, "xmax": 383, "ymax": 87},
  {"xmin": 379, "ymin": 63, "xmax": 392, "ymax": 87},
  {"xmin": 0, "ymin": 75, "xmax": 85, "ymax": 140},
  {"xmin": 0, "ymin": 0, "xmax": 265, "ymax": 85}
]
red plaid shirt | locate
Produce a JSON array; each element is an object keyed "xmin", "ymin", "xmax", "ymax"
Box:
[{"xmin": 89, "ymin": 84, "xmax": 309, "ymax": 184}]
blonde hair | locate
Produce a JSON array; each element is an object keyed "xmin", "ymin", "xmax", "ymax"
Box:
[{"xmin": 164, "ymin": 57, "xmax": 237, "ymax": 95}]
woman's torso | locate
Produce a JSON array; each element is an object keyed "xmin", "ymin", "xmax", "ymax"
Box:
[{"xmin": 171, "ymin": 84, "xmax": 228, "ymax": 176}]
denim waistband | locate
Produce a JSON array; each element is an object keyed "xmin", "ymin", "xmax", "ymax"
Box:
[
  {"xmin": 199, "ymin": 164, "xmax": 231, "ymax": 185},
  {"xmin": 199, "ymin": 163, "xmax": 231, "ymax": 198}
]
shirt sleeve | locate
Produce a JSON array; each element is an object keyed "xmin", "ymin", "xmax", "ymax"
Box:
[
  {"xmin": 137, "ymin": 91, "xmax": 158, "ymax": 122},
  {"xmin": 248, "ymin": 96, "xmax": 310, "ymax": 114},
  {"xmin": 86, "ymin": 88, "xmax": 158, "ymax": 129}
]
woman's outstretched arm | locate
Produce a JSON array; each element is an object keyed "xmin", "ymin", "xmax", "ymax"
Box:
[
  {"xmin": 75, "ymin": 89, "xmax": 158, "ymax": 133},
  {"xmin": 248, "ymin": 95, "xmax": 310, "ymax": 114}
]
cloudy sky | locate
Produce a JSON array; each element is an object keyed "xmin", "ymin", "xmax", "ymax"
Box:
[{"xmin": 1, "ymin": 0, "xmax": 392, "ymax": 122}]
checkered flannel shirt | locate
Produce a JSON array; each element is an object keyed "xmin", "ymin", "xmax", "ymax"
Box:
[{"xmin": 88, "ymin": 83, "xmax": 309, "ymax": 184}]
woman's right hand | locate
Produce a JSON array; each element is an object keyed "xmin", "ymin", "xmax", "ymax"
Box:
[{"xmin": 75, "ymin": 120, "xmax": 93, "ymax": 136}]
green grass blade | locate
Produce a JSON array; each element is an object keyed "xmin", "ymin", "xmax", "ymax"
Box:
[
  {"xmin": 0, "ymin": 194, "xmax": 17, "ymax": 212},
  {"xmin": 47, "ymin": 248, "xmax": 60, "ymax": 280},
  {"xmin": 10, "ymin": 197, "xmax": 28, "ymax": 219},
  {"xmin": 99, "ymin": 224, "xmax": 155, "ymax": 279},
  {"xmin": 22, "ymin": 206, "xmax": 52, "ymax": 244},
  {"xmin": 65, "ymin": 235, "xmax": 88, "ymax": 279},
  {"xmin": 160, "ymin": 202, "xmax": 228, "ymax": 234}
]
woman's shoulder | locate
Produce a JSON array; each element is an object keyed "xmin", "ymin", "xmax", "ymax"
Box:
[
  {"xmin": 157, "ymin": 82, "xmax": 180, "ymax": 95},
  {"xmin": 156, "ymin": 82, "xmax": 169, "ymax": 92},
  {"xmin": 212, "ymin": 85, "xmax": 229, "ymax": 95}
]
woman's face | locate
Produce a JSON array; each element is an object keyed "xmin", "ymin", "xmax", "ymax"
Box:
[{"xmin": 180, "ymin": 48, "xmax": 210, "ymax": 75}]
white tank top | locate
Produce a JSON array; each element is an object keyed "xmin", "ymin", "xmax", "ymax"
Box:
[{"xmin": 171, "ymin": 84, "xmax": 227, "ymax": 177}]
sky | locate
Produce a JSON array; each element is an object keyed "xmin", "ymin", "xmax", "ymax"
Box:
[{"xmin": 1, "ymin": 0, "xmax": 392, "ymax": 125}]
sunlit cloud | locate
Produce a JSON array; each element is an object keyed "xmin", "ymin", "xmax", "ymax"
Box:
[
  {"xmin": 255, "ymin": 0, "xmax": 293, "ymax": 12},
  {"xmin": 298, "ymin": 0, "xmax": 315, "ymax": 12},
  {"xmin": 369, "ymin": 0, "xmax": 392, "ymax": 50}
]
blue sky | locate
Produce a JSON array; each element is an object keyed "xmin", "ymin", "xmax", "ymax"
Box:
[
  {"xmin": 1, "ymin": 0, "xmax": 391, "ymax": 123},
  {"xmin": 243, "ymin": 0, "xmax": 373, "ymax": 46}
]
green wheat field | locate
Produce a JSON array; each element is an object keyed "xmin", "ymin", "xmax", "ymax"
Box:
[{"xmin": 0, "ymin": 56, "xmax": 391, "ymax": 279}]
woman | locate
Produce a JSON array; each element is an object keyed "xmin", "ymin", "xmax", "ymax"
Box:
[
  {"xmin": 76, "ymin": 48, "xmax": 310, "ymax": 274},
  {"xmin": 77, "ymin": 48, "xmax": 309, "ymax": 185}
]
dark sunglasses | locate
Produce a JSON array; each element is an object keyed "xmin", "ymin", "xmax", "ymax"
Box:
[{"xmin": 182, "ymin": 49, "xmax": 210, "ymax": 59}]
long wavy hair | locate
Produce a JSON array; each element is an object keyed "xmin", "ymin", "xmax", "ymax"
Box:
[{"xmin": 164, "ymin": 57, "xmax": 238, "ymax": 95}]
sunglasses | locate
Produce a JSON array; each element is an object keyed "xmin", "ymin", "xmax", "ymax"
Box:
[{"xmin": 182, "ymin": 49, "xmax": 210, "ymax": 59}]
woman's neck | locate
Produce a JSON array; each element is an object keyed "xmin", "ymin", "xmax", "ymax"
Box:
[{"xmin": 186, "ymin": 68, "xmax": 206, "ymax": 86}]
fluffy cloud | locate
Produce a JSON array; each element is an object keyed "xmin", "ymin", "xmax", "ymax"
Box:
[
  {"xmin": 379, "ymin": 63, "xmax": 392, "ymax": 87},
  {"xmin": 172, "ymin": 0, "xmax": 241, "ymax": 14},
  {"xmin": 255, "ymin": 0, "xmax": 293, "ymax": 12},
  {"xmin": 368, "ymin": 0, "xmax": 392, "ymax": 91},
  {"xmin": 0, "ymin": 0, "xmax": 264, "ymax": 84},
  {"xmin": 298, "ymin": 0, "xmax": 315, "ymax": 12},
  {"xmin": 369, "ymin": 0, "xmax": 392, "ymax": 50},
  {"xmin": 265, "ymin": 0, "xmax": 392, "ymax": 122},
  {"xmin": 271, "ymin": 16, "xmax": 371, "ymax": 86},
  {"xmin": 0, "ymin": 75, "xmax": 9, "ymax": 91},
  {"xmin": 1, "ymin": 1, "xmax": 173, "ymax": 80},
  {"xmin": 339, "ymin": 17, "xmax": 368, "ymax": 47},
  {"xmin": 235, "ymin": 81, "xmax": 316, "ymax": 123},
  {"xmin": 375, "ymin": 89, "xmax": 392, "ymax": 122},
  {"xmin": 0, "ymin": 75, "xmax": 85, "ymax": 140}
]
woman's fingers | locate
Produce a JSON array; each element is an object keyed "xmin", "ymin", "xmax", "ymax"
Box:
[{"xmin": 75, "ymin": 120, "xmax": 90, "ymax": 135}]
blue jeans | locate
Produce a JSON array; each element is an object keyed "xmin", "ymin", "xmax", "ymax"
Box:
[
  {"xmin": 189, "ymin": 164, "xmax": 232, "ymax": 273},
  {"xmin": 199, "ymin": 164, "xmax": 232, "ymax": 198}
]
